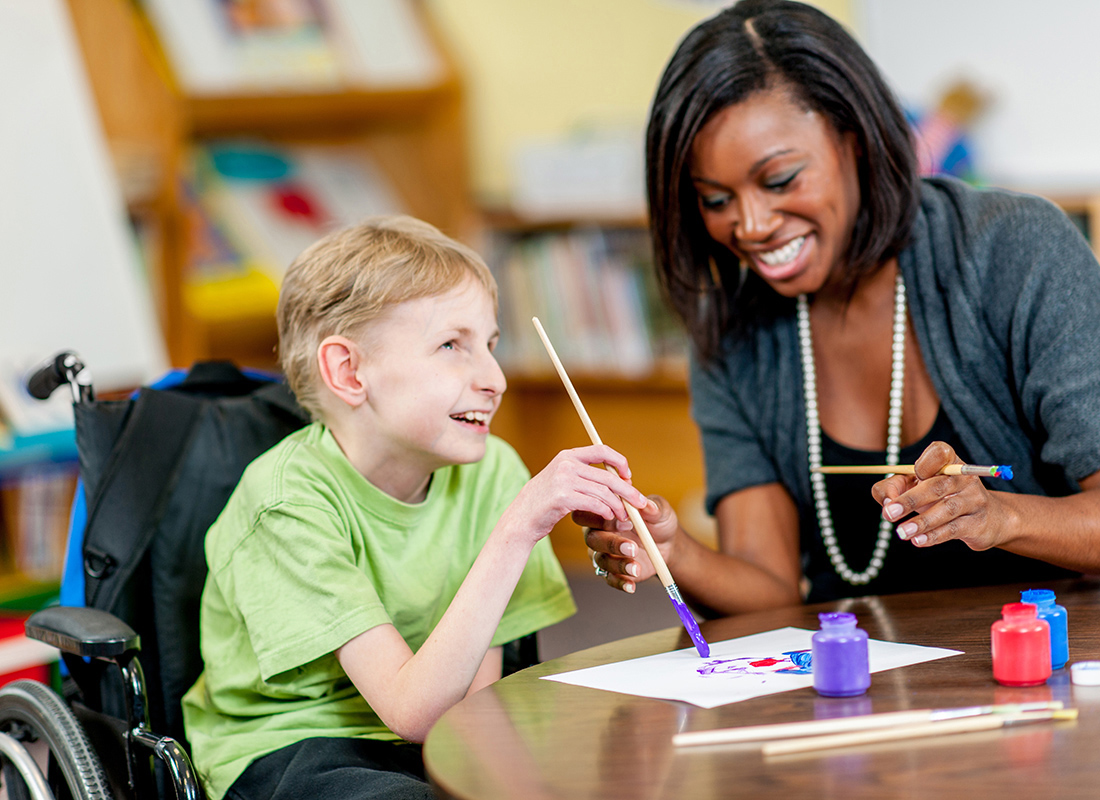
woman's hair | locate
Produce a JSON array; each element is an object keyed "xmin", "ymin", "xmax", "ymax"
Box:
[
  {"xmin": 276, "ymin": 215, "xmax": 497, "ymax": 420},
  {"xmin": 646, "ymin": 0, "xmax": 919, "ymax": 361}
]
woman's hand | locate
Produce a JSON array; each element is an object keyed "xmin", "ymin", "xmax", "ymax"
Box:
[
  {"xmin": 573, "ymin": 495, "xmax": 677, "ymax": 594},
  {"xmin": 871, "ymin": 440, "xmax": 1010, "ymax": 551}
]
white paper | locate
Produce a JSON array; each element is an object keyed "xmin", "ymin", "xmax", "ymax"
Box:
[{"xmin": 542, "ymin": 627, "xmax": 961, "ymax": 708}]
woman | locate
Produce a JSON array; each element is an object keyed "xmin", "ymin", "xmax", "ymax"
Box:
[{"xmin": 582, "ymin": 0, "xmax": 1100, "ymax": 611}]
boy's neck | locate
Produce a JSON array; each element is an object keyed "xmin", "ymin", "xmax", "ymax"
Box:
[{"xmin": 327, "ymin": 420, "xmax": 435, "ymax": 504}]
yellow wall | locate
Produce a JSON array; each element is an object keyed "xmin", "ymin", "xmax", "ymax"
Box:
[{"xmin": 426, "ymin": 0, "xmax": 852, "ymax": 206}]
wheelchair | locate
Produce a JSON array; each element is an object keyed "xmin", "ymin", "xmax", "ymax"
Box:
[
  {"xmin": 0, "ymin": 352, "xmax": 311, "ymax": 800},
  {"xmin": 0, "ymin": 352, "xmax": 541, "ymax": 800}
]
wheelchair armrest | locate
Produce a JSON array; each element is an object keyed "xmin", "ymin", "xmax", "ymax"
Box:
[{"xmin": 26, "ymin": 606, "xmax": 140, "ymax": 659}]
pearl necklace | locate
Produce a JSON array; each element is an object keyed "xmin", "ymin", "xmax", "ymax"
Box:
[{"xmin": 797, "ymin": 272, "xmax": 906, "ymax": 585}]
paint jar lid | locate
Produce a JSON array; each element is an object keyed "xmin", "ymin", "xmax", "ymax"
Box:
[{"xmin": 1070, "ymin": 661, "xmax": 1100, "ymax": 686}]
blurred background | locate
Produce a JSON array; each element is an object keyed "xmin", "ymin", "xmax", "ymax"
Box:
[{"xmin": 3, "ymin": 0, "xmax": 1100, "ymax": 659}]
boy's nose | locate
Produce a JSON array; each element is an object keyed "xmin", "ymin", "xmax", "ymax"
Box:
[{"xmin": 478, "ymin": 352, "xmax": 507, "ymax": 396}]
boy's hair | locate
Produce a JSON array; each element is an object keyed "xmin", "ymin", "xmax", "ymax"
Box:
[{"xmin": 276, "ymin": 215, "xmax": 498, "ymax": 420}]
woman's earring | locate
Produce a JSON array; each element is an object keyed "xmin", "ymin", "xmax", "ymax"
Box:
[{"xmin": 708, "ymin": 256, "xmax": 722, "ymax": 289}]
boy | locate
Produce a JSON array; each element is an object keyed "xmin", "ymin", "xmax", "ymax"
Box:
[{"xmin": 181, "ymin": 216, "xmax": 650, "ymax": 800}]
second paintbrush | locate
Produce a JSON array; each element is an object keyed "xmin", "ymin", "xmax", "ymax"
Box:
[{"xmin": 813, "ymin": 463, "xmax": 1013, "ymax": 479}]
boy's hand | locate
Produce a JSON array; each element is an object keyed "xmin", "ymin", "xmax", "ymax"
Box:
[
  {"xmin": 500, "ymin": 445, "xmax": 650, "ymax": 546},
  {"xmin": 575, "ymin": 495, "xmax": 677, "ymax": 594}
]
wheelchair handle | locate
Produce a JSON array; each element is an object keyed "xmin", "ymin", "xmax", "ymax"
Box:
[{"xmin": 26, "ymin": 351, "xmax": 94, "ymax": 404}]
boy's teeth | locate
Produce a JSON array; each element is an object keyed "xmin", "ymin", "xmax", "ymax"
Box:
[
  {"xmin": 455, "ymin": 411, "xmax": 487, "ymax": 423},
  {"xmin": 758, "ymin": 236, "xmax": 805, "ymax": 266}
]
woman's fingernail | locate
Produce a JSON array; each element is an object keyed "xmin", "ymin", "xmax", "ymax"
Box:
[
  {"xmin": 624, "ymin": 582, "xmax": 636, "ymax": 594},
  {"xmin": 626, "ymin": 563, "xmax": 639, "ymax": 577},
  {"xmin": 897, "ymin": 521, "xmax": 918, "ymax": 540},
  {"xmin": 885, "ymin": 502, "xmax": 905, "ymax": 521},
  {"xmin": 912, "ymin": 534, "xmax": 928, "ymax": 546},
  {"xmin": 615, "ymin": 520, "xmax": 634, "ymax": 532},
  {"xmin": 620, "ymin": 541, "xmax": 636, "ymax": 557}
]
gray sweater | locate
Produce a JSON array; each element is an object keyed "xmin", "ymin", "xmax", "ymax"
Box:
[{"xmin": 691, "ymin": 176, "xmax": 1100, "ymax": 528}]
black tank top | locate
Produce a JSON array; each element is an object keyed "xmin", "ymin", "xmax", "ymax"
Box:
[{"xmin": 804, "ymin": 407, "xmax": 1073, "ymax": 603}]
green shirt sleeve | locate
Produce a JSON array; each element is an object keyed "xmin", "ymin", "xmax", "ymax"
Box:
[{"xmin": 218, "ymin": 500, "xmax": 392, "ymax": 682}]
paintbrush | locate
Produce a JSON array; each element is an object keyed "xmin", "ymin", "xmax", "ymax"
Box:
[
  {"xmin": 812, "ymin": 464, "xmax": 1013, "ymax": 479},
  {"xmin": 761, "ymin": 708, "xmax": 1078, "ymax": 757},
  {"xmin": 672, "ymin": 700, "xmax": 1064, "ymax": 747},
  {"xmin": 531, "ymin": 317, "xmax": 710, "ymax": 658}
]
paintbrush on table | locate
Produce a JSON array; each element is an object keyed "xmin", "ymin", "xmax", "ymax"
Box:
[
  {"xmin": 672, "ymin": 700, "xmax": 1064, "ymax": 747},
  {"xmin": 531, "ymin": 317, "xmax": 710, "ymax": 658},
  {"xmin": 761, "ymin": 707, "xmax": 1077, "ymax": 757}
]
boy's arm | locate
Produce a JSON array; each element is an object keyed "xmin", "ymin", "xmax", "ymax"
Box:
[
  {"xmin": 468, "ymin": 647, "xmax": 503, "ymax": 696},
  {"xmin": 337, "ymin": 443, "xmax": 649, "ymax": 743}
]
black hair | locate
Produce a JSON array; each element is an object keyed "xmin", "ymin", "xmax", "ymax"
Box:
[{"xmin": 646, "ymin": 0, "xmax": 919, "ymax": 361}]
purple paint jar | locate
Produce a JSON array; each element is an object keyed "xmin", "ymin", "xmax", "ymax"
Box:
[{"xmin": 812, "ymin": 612, "xmax": 871, "ymax": 697}]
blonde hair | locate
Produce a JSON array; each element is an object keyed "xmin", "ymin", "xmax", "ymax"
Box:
[{"xmin": 276, "ymin": 215, "xmax": 498, "ymax": 420}]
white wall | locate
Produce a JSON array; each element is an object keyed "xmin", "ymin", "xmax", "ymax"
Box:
[{"xmin": 856, "ymin": 0, "xmax": 1100, "ymax": 192}]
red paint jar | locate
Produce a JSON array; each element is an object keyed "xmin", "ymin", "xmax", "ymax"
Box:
[{"xmin": 991, "ymin": 602, "xmax": 1052, "ymax": 687}]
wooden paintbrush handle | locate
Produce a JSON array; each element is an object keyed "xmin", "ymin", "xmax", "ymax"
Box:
[{"xmin": 532, "ymin": 317, "xmax": 674, "ymax": 587}]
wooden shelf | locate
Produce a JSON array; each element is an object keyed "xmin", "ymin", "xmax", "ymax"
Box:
[
  {"xmin": 186, "ymin": 82, "xmax": 461, "ymax": 135},
  {"xmin": 481, "ymin": 207, "xmax": 649, "ymax": 234}
]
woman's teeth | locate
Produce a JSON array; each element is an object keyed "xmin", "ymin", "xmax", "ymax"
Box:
[
  {"xmin": 757, "ymin": 236, "xmax": 805, "ymax": 266},
  {"xmin": 453, "ymin": 411, "xmax": 488, "ymax": 424}
]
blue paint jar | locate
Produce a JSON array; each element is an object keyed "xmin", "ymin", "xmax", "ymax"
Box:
[
  {"xmin": 1021, "ymin": 588, "xmax": 1068, "ymax": 670},
  {"xmin": 812, "ymin": 612, "xmax": 870, "ymax": 697}
]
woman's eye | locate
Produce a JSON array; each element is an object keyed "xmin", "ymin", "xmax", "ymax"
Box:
[
  {"xmin": 441, "ymin": 341, "xmax": 456, "ymax": 351},
  {"xmin": 765, "ymin": 171, "xmax": 799, "ymax": 191},
  {"xmin": 699, "ymin": 192, "xmax": 731, "ymax": 211}
]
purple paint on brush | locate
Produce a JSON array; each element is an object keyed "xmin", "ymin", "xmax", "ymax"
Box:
[{"xmin": 667, "ymin": 584, "xmax": 709, "ymax": 657}]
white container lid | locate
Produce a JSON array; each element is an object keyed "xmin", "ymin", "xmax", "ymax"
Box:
[{"xmin": 1071, "ymin": 661, "xmax": 1100, "ymax": 686}]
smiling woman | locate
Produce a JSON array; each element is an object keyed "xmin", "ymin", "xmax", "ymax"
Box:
[
  {"xmin": 580, "ymin": 0, "xmax": 1100, "ymax": 613},
  {"xmin": 688, "ymin": 91, "xmax": 861, "ymax": 295}
]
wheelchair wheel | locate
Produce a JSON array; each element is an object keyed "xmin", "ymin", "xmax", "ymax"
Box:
[{"xmin": 0, "ymin": 679, "xmax": 112, "ymax": 800}]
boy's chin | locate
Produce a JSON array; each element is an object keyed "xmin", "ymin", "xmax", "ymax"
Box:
[{"xmin": 437, "ymin": 443, "xmax": 488, "ymax": 467}]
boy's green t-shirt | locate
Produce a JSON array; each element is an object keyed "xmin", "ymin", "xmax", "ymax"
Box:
[{"xmin": 181, "ymin": 423, "xmax": 576, "ymax": 800}]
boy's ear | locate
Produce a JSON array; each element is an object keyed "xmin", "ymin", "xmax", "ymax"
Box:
[{"xmin": 317, "ymin": 335, "xmax": 368, "ymax": 408}]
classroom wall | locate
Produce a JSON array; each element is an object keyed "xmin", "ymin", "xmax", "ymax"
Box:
[{"xmin": 425, "ymin": 0, "xmax": 852, "ymax": 207}]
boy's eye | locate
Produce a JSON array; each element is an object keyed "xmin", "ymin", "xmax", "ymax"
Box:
[{"xmin": 441, "ymin": 341, "xmax": 456, "ymax": 351}]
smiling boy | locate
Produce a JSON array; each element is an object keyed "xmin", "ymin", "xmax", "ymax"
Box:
[{"xmin": 181, "ymin": 216, "xmax": 651, "ymax": 800}]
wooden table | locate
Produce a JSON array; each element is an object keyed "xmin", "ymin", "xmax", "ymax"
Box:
[{"xmin": 425, "ymin": 578, "xmax": 1100, "ymax": 798}]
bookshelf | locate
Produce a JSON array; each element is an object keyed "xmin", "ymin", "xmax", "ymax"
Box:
[{"xmin": 65, "ymin": 0, "xmax": 474, "ymax": 370}]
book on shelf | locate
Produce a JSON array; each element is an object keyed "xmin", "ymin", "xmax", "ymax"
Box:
[
  {"xmin": 488, "ymin": 227, "xmax": 683, "ymax": 377},
  {"xmin": 0, "ymin": 464, "xmax": 75, "ymax": 583},
  {"xmin": 183, "ymin": 140, "xmax": 405, "ymax": 321},
  {"xmin": 141, "ymin": 0, "xmax": 444, "ymax": 94}
]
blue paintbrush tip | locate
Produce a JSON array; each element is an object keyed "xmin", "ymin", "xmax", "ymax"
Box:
[
  {"xmin": 666, "ymin": 584, "xmax": 709, "ymax": 657},
  {"xmin": 996, "ymin": 465, "xmax": 1014, "ymax": 480}
]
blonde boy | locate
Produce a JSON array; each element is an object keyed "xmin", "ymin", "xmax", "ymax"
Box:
[{"xmin": 181, "ymin": 216, "xmax": 650, "ymax": 800}]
